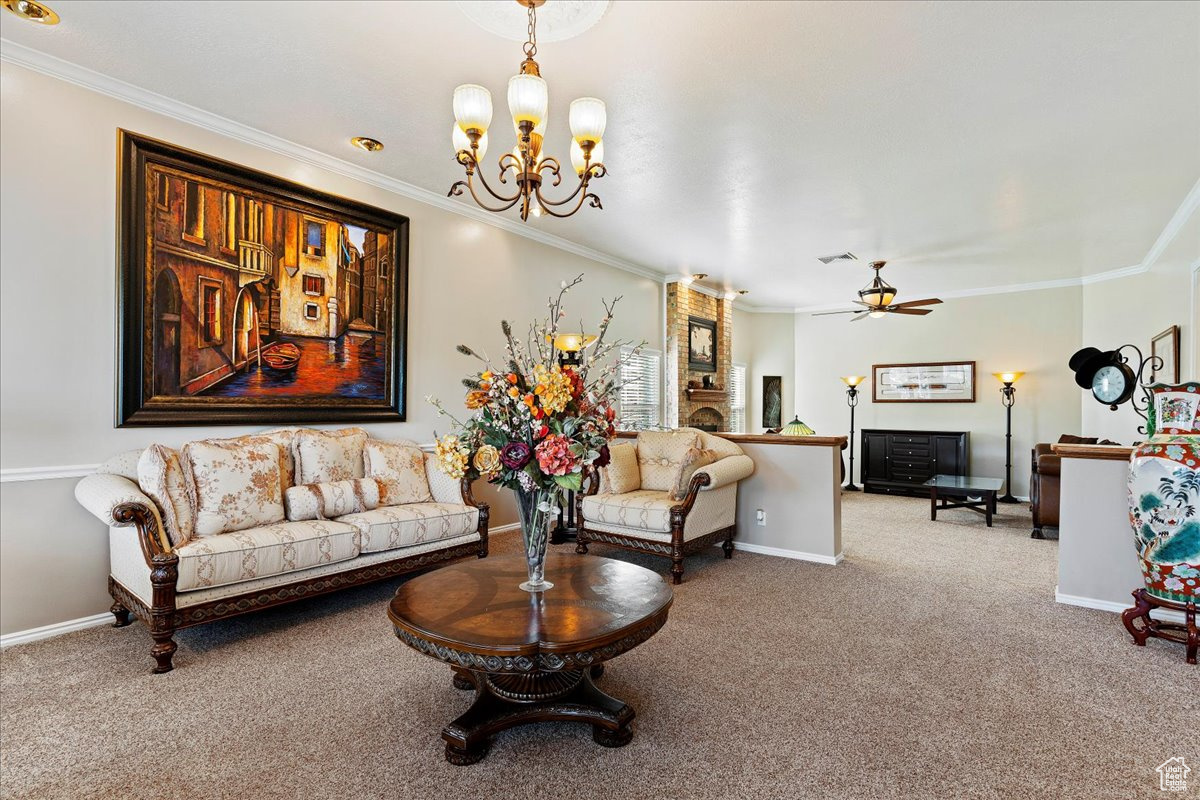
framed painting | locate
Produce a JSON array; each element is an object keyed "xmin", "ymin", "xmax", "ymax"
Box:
[
  {"xmin": 688, "ymin": 316, "xmax": 717, "ymax": 373},
  {"xmin": 117, "ymin": 131, "xmax": 408, "ymax": 426},
  {"xmin": 1150, "ymin": 325, "xmax": 1180, "ymax": 384},
  {"xmin": 872, "ymin": 361, "xmax": 976, "ymax": 403},
  {"xmin": 762, "ymin": 375, "xmax": 783, "ymax": 429}
]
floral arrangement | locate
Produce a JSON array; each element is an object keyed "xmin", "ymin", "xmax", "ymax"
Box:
[{"xmin": 429, "ymin": 275, "xmax": 640, "ymax": 502}]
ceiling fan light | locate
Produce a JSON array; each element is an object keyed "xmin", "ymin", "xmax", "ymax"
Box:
[
  {"xmin": 869, "ymin": 310, "xmax": 887, "ymax": 319},
  {"xmin": 570, "ymin": 139, "xmax": 604, "ymax": 175},
  {"xmin": 452, "ymin": 125, "xmax": 488, "ymax": 162},
  {"xmin": 569, "ymin": 97, "xmax": 606, "ymax": 144},
  {"xmin": 508, "ymin": 73, "xmax": 548, "ymax": 128},
  {"xmin": 453, "ymin": 84, "xmax": 492, "ymax": 135}
]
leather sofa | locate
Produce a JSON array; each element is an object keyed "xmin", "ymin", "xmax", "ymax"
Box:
[
  {"xmin": 1030, "ymin": 434, "xmax": 1119, "ymax": 539},
  {"xmin": 75, "ymin": 427, "xmax": 488, "ymax": 673}
]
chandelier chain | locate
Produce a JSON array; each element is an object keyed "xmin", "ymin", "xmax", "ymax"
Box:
[{"xmin": 523, "ymin": 3, "xmax": 537, "ymax": 58}]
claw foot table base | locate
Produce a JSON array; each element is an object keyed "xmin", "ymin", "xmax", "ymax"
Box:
[{"xmin": 444, "ymin": 665, "xmax": 630, "ymax": 765}]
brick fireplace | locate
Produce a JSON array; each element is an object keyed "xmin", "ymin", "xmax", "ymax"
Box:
[{"xmin": 666, "ymin": 282, "xmax": 733, "ymax": 430}]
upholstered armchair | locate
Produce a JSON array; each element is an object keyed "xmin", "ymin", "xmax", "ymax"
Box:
[
  {"xmin": 575, "ymin": 428, "xmax": 755, "ymax": 584},
  {"xmin": 1030, "ymin": 435, "xmax": 1121, "ymax": 538}
]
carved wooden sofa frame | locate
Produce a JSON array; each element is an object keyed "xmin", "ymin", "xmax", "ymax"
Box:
[
  {"xmin": 574, "ymin": 467, "xmax": 743, "ymax": 585},
  {"xmin": 86, "ymin": 477, "xmax": 488, "ymax": 674}
]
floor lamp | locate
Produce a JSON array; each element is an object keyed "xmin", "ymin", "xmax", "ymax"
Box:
[
  {"xmin": 993, "ymin": 371, "xmax": 1024, "ymax": 504},
  {"xmin": 549, "ymin": 333, "xmax": 596, "ymax": 544},
  {"xmin": 840, "ymin": 376, "xmax": 865, "ymax": 491}
]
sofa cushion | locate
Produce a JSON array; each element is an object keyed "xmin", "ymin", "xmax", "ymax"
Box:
[
  {"xmin": 182, "ymin": 440, "xmax": 286, "ymax": 536},
  {"xmin": 636, "ymin": 430, "xmax": 700, "ymax": 492},
  {"xmin": 137, "ymin": 444, "xmax": 195, "ymax": 547},
  {"xmin": 669, "ymin": 446, "xmax": 720, "ymax": 501},
  {"xmin": 365, "ymin": 440, "xmax": 433, "ymax": 505},
  {"xmin": 337, "ymin": 503, "xmax": 479, "ymax": 553},
  {"xmin": 284, "ymin": 478, "xmax": 380, "ymax": 521},
  {"xmin": 174, "ymin": 519, "xmax": 358, "ymax": 592},
  {"xmin": 293, "ymin": 428, "xmax": 368, "ymax": 484},
  {"xmin": 581, "ymin": 489, "xmax": 676, "ymax": 533},
  {"xmin": 603, "ymin": 442, "xmax": 641, "ymax": 494}
]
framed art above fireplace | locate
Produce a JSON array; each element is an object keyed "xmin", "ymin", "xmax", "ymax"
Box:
[
  {"xmin": 688, "ymin": 316, "xmax": 717, "ymax": 373},
  {"xmin": 116, "ymin": 131, "xmax": 409, "ymax": 426}
]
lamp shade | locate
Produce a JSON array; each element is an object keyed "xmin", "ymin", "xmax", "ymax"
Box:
[
  {"xmin": 781, "ymin": 417, "xmax": 816, "ymax": 436},
  {"xmin": 451, "ymin": 125, "xmax": 488, "ymax": 162},
  {"xmin": 508, "ymin": 73, "xmax": 548, "ymax": 127},
  {"xmin": 453, "ymin": 84, "xmax": 492, "ymax": 134},
  {"xmin": 841, "ymin": 375, "xmax": 866, "ymax": 387},
  {"xmin": 992, "ymin": 371, "xmax": 1025, "ymax": 385},
  {"xmin": 548, "ymin": 333, "xmax": 597, "ymax": 353},
  {"xmin": 570, "ymin": 139, "xmax": 604, "ymax": 175},
  {"xmin": 569, "ymin": 97, "xmax": 607, "ymax": 144}
]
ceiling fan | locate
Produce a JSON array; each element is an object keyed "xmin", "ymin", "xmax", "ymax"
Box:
[{"xmin": 813, "ymin": 261, "xmax": 942, "ymax": 321}]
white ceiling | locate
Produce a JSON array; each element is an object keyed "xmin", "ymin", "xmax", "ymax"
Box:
[{"xmin": 3, "ymin": 0, "xmax": 1198, "ymax": 309}]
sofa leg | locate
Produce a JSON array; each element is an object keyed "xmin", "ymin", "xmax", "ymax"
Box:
[
  {"xmin": 722, "ymin": 533, "xmax": 735, "ymax": 559},
  {"xmin": 1031, "ymin": 528, "xmax": 1044, "ymax": 539},
  {"xmin": 150, "ymin": 632, "xmax": 177, "ymax": 674},
  {"xmin": 110, "ymin": 600, "xmax": 132, "ymax": 628},
  {"xmin": 575, "ymin": 538, "xmax": 589, "ymax": 555},
  {"xmin": 670, "ymin": 556, "xmax": 684, "ymax": 585}
]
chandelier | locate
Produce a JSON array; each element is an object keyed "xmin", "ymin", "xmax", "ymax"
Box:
[{"xmin": 449, "ymin": 0, "xmax": 607, "ymax": 221}]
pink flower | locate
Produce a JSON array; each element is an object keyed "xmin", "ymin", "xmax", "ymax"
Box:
[{"xmin": 535, "ymin": 434, "xmax": 577, "ymax": 476}]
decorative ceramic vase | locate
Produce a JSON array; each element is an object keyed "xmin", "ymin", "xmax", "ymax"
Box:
[
  {"xmin": 514, "ymin": 488, "xmax": 556, "ymax": 592},
  {"xmin": 1123, "ymin": 382, "xmax": 1200, "ymax": 664}
]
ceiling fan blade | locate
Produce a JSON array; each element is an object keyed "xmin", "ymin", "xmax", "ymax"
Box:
[
  {"xmin": 889, "ymin": 298, "xmax": 943, "ymax": 308},
  {"xmin": 887, "ymin": 308, "xmax": 932, "ymax": 315},
  {"xmin": 812, "ymin": 310, "xmax": 860, "ymax": 316},
  {"xmin": 850, "ymin": 312, "xmax": 871, "ymax": 322}
]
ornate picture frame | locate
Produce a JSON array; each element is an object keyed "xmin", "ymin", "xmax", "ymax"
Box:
[
  {"xmin": 1150, "ymin": 325, "xmax": 1180, "ymax": 384},
  {"xmin": 872, "ymin": 361, "xmax": 976, "ymax": 403},
  {"xmin": 117, "ymin": 131, "xmax": 409, "ymax": 426},
  {"xmin": 687, "ymin": 316, "xmax": 717, "ymax": 373}
]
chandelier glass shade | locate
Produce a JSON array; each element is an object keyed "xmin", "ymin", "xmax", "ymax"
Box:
[{"xmin": 449, "ymin": 0, "xmax": 607, "ymax": 221}]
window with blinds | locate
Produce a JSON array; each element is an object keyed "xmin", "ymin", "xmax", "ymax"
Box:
[
  {"xmin": 618, "ymin": 346, "xmax": 662, "ymax": 430},
  {"xmin": 729, "ymin": 364, "xmax": 747, "ymax": 433}
]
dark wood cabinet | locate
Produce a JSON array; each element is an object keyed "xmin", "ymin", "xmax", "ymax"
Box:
[{"xmin": 861, "ymin": 429, "xmax": 969, "ymax": 496}]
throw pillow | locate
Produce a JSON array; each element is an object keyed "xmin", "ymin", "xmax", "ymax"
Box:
[
  {"xmin": 191, "ymin": 429, "xmax": 297, "ymax": 498},
  {"xmin": 365, "ymin": 440, "xmax": 433, "ymax": 506},
  {"xmin": 293, "ymin": 428, "xmax": 369, "ymax": 485},
  {"xmin": 669, "ymin": 447, "xmax": 720, "ymax": 501},
  {"xmin": 182, "ymin": 440, "xmax": 286, "ymax": 536},
  {"xmin": 603, "ymin": 442, "xmax": 641, "ymax": 494},
  {"xmin": 284, "ymin": 478, "xmax": 380, "ymax": 521},
  {"xmin": 636, "ymin": 429, "xmax": 701, "ymax": 492},
  {"xmin": 137, "ymin": 444, "xmax": 195, "ymax": 547}
]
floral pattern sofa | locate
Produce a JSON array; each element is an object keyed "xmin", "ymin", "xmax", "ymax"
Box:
[
  {"xmin": 75, "ymin": 427, "xmax": 488, "ymax": 673},
  {"xmin": 576, "ymin": 428, "xmax": 755, "ymax": 583}
]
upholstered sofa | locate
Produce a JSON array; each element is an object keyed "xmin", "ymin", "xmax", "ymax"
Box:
[
  {"xmin": 575, "ymin": 428, "xmax": 755, "ymax": 583},
  {"xmin": 1030, "ymin": 434, "xmax": 1120, "ymax": 538},
  {"xmin": 75, "ymin": 427, "xmax": 488, "ymax": 673}
]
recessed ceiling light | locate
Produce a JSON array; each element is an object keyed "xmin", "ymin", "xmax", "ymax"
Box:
[
  {"xmin": 350, "ymin": 136, "xmax": 384, "ymax": 152},
  {"xmin": 2, "ymin": 0, "xmax": 59, "ymax": 24},
  {"xmin": 737, "ymin": 289, "xmax": 749, "ymax": 295},
  {"xmin": 691, "ymin": 273, "xmax": 708, "ymax": 281}
]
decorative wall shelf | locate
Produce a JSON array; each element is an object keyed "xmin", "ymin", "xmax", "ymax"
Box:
[{"xmin": 686, "ymin": 389, "xmax": 728, "ymax": 402}]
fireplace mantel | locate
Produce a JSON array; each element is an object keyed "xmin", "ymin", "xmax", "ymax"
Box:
[{"xmin": 686, "ymin": 388, "xmax": 728, "ymax": 402}]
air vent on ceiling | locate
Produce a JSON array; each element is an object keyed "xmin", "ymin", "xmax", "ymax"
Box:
[{"xmin": 816, "ymin": 252, "xmax": 858, "ymax": 265}]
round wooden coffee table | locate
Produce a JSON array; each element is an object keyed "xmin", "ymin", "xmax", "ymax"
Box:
[{"xmin": 388, "ymin": 553, "xmax": 673, "ymax": 765}]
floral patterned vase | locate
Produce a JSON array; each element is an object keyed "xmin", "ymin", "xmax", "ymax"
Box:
[{"xmin": 1123, "ymin": 382, "xmax": 1200, "ymax": 664}]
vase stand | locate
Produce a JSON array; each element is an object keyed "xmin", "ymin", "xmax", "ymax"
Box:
[
  {"xmin": 444, "ymin": 664, "xmax": 629, "ymax": 765},
  {"xmin": 1120, "ymin": 588, "xmax": 1198, "ymax": 665}
]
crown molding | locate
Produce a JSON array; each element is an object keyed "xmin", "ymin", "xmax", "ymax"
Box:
[
  {"xmin": 0, "ymin": 40, "xmax": 666, "ymax": 284},
  {"xmin": 1141, "ymin": 177, "xmax": 1200, "ymax": 271}
]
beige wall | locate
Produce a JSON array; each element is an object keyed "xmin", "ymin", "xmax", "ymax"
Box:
[
  {"xmin": 1080, "ymin": 213, "xmax": 1200, "ymax": 443},
  {"xmin": 732, "ymin": 308, "xmax": 796, "ymax": 434},
  {"xmin": 0, "ymin": 64, "xmax": 664, "ymax": 634},
  {"xmin": 735, "ymin": 287, "xmax": 1084, "ymax": 498},
  {"xmin": 733, "ymin": 441, "xmax": 842, "ymax": 561}
]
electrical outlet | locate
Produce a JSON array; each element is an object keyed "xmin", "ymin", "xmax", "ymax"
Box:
[{"xmin": 755, "ymin": 508, "xmax": 766, "ymax": 526}]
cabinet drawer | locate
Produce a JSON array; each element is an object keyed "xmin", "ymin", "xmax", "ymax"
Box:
[
  {"xmin": 891, "ymin": 456, "xmax": 930, "ymax": 469},
  {"xmin": 891, "ymin": 467, "xmax": 932, "ymax": 480},
  {"xmin": 891, "ymin": 446, "xmax": 930, "ymax": 458},
  {"xmin": 892, "ymin": 435, "xmax": 930, "ymax": 446}
]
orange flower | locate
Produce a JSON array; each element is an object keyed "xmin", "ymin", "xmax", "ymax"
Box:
[
  {"xmin": 481, "ymin": 370, "xmax": 493, "ymax": 382},
  {"xmin": 465, "ymin": 390, "xmax": 489, "ymax": 409},
  {"xmin": 507, "ymin": 386, "xmax": 520, "ymax": 398},
  {"xmin": 479, "ymin": 382, "xmax": 491, "ymax": 392},
  {"xmin": 524, "ymin": 393, "xmax": 537, "ymax": 406},
  {"xmin": 507, "ymin": 373, "xmax": 519, "ymax": 384}
]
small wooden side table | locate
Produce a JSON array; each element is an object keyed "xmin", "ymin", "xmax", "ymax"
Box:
[{"xmin": 388, "ymin": 554, "xmax": 673, "ymax": 764}]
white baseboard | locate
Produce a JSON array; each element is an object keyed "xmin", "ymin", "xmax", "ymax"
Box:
[
  {"xmin": 717, "ymin": 540, "xmax": 843, "ymax": 566},
  {"xmin": 0, "ymin": 612, "xmax": 113, "ymax": 648},
  {"xmin": 1054, "ymin": 589, "xmax": 1186, "ymax": 624}
]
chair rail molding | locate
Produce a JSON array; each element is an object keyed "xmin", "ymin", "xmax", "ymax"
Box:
[{"xmin": 0, "ymin": 464, "xmax": 101, "ymax": 483}]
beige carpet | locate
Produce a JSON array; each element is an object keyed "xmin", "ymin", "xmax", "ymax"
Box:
[{"xmin": 1, "ymin": 493, "xmax": 1193, "ymax": 799}]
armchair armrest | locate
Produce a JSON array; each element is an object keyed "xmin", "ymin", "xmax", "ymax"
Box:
[
  {"xmin": 74, "ymin": 473, "xmax": 173, "ymax": 565},
  {"xmin": 695, "ymin": 454, "xmax": 755, "ymax": 491},
  {"xmin": 1037, "ymin": 454, "xmax": 1061, "ymax": 477}
]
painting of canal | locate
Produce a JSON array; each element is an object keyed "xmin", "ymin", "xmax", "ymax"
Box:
[{"xmin": 118, "ymin": 132, "xmax": 408, "ymax": 425}]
